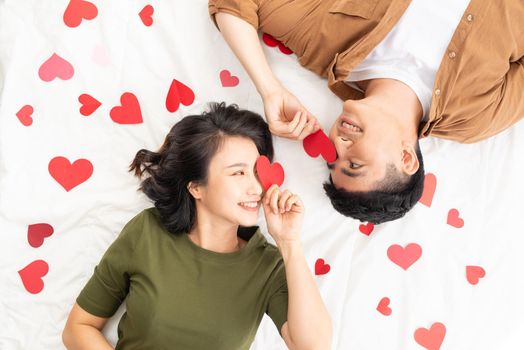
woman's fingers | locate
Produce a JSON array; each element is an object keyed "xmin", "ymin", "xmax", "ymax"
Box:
[{"xmin": 278, "ymin": 190, "xmax": 293, "ymax": 213}]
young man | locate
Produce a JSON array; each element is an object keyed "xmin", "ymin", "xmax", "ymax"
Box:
[{"xmin": 208, "ymin": 0, "xmax": 524, "ymax": 223}]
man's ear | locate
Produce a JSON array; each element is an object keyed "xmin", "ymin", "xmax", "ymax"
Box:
[
  {"xmin": 187, "ymin": 181, "xmax": 202, "ymax": 200},
  {"xmin": 400, "ymin": 142, "xmax": 420, "ymax": 176}
]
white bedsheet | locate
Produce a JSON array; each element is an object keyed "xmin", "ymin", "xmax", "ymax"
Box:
[{"xmin": 1, "ymin": 1, "xmax": 523, "ymax": 349}]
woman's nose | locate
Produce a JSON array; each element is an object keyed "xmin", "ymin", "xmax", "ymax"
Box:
[{"xmin": 249, "ymin": 174, "xmax": 263, "ymax": 195}]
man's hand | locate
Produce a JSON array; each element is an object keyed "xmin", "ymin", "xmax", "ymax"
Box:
[{"xmin": 262, "ymin": 87, "xmax": 320, "ymax": 140}]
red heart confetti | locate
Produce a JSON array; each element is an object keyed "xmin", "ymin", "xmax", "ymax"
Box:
[
  {"xmin": 262, "ymin": 33, "xmax": 293, "ymax": 55},
  {"xmin": 27, "ymin": 223, "xmax": 54, "ymax": 248},
  {"xmin": 139, "ymin": 5, "xmax": 154, "ymax": 27},
  {"xmin": 414, "ymin": 322, "xmax": 446, "ymax": 350},
  {"xmin": 110, "ymin": 92, "xmax": 143, "ymax": 124},
  {"xmin": 256, "ymin": 155, "xmax": 285, "ymax": 191},
  {"xmin": 166, "ymin": 79, "xmax": 195, "ymax": 113},
  {"xmin": 387, "ymin": 243, "xmax": 422, "ymax": 271},
  {"xmin": 16, "ymin": 105, "xmax": 34, "ymax": 126},
  {"xmin": 359, "ymin": 222, "xmax": 374, "ymax": 236},
  {"xmin": 48, "ymin": 156, "xmax": 93, "ymax": 191},
  {"xmin": 303, "ymin": 129, "xmax": 337, "ymax": 163},
  {"xmin": 419, "ymin": 173, "xmax": 437, "ymax": 207},
  {"xmin": 447, "ymin": 208, "xmax": 464, "ymax": 228},
  {"xmin": 63, "ymin": 0, "xmax": 98, "ymax": 28},
  {"xmin": 220, "ymin": 69, "xmax": 239, "ymax": 87},
  {"xmin": 466, "ymin": 265, "xmax": 485, "ymax": 285},
  {"xmin": 376, "ymin": 297, "xmax": 392, "ymax": 316},
  {"xmin": 315, "ymin": 258, "xmax": 331, "ymax": 275},
  {"xmin": 79, "ymin": 94, "xmax": 101, "ymax": 116},
  {"xmin": 38, "ymin": 53, "xmax": 74, "ymax": 82},
  {"xmin": 18, "ymin": 260, "xmax": 49, "ymax": 294}
]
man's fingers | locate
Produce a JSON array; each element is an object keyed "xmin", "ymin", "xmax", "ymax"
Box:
[
  {"xmin": 296, "ymin": 118, "xmax": 317, "ymax": 140},
  {"xmin": 290, "ymin": 111, "xmax": 308, "ymax": 137}
]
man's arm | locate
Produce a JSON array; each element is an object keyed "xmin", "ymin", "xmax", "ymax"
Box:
[{"xmin": 214, "ymin": 12, "xmax": 320, "ymax": 140}]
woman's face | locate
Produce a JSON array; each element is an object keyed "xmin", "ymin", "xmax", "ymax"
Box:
[{"xmin": 190, "ymin": 136, "xmax": 264, "ymax": 227}]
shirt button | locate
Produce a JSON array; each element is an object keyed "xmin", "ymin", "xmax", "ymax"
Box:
[
  {"xmin": 448, "ymin": 51, "xmax": 456, "ymax": 59},
  {"xmin": 435, "ymin": 89, "xmax": 441, "ymax": 96},
  {"xmin": 466, "ymin": 14, "xmax": 474, "ymax": 22}
]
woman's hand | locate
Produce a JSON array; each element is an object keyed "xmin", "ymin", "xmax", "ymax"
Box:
[
  {"xmin": 262, "ymin": 184, "xmax": 304, "ymax": 245},
  {"xmin": 262, "ymin": 87, "xmax": 320, "ymax": 140}
]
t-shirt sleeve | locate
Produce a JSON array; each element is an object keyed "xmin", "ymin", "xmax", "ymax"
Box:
[
  {"xmin": 208, "ymin": 0, "xmax": 260, "ymax": 31},
  {"xmin": 76, "ymin": 213, "xmax": 143, "ymax": 318},
  {"xmin": 265, "ymin": 260, "xmax": 288, "ymax": 336}
]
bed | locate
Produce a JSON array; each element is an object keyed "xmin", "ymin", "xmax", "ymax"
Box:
[{"xmin": 1, "ymin": 1, "xmax": 523, "ymax": 349}]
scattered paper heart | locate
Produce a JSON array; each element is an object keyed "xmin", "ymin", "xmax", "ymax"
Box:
[
  {"xmin": 27, "ymin": 224, "xmax": 54, "ymax": 248},
  {"xmin": 18, "ymin": 260, "xmax": 49, "ymax": 294},
  {"xmin": 387, "ymin": 243, "xmax": 422, "ymax": 271},
  {"xmin": 315, "ymin": 258, "xmax": 331, "ymax": 275},
  {"xmin": 48, "ymin": 156, "xmax": 93, "ymax": 191},
  {"xmin": 414, "ymin": 322, "xmax": 446, "ymax": 350},
  {"xmin": 16, "ymin": 105, "xmax": 34, "ymax": 126}
]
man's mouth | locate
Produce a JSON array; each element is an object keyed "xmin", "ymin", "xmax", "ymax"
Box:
[{"xmin": 340, "ymin": 115, "xmax": 362, "ymax": 132}]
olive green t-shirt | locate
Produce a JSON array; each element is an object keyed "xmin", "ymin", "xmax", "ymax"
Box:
[{"xmin": 76, "ymin": 208, "xmax": 288, "ymax": 350}]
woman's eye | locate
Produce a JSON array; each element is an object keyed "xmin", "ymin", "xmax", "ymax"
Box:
[{"xmin": 233, "ymin": 171, "xmax": 245, "ymax": 175}]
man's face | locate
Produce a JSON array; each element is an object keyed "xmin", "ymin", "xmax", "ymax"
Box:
[{"xmin": 327, "ymin": 99, "xmax": 404, "ymax": 191}]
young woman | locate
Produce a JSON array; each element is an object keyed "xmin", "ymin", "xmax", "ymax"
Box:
[{"xmin": 62, "ymin": 103, "xmax": 331, "ymax": 350}]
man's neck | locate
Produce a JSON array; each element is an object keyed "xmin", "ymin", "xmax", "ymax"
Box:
[{"xmin": 360, "ymin": 78, "xmax": 423, "ymax": 137}]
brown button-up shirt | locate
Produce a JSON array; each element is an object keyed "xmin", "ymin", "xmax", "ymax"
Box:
[{"xmin": 209, "ymin": 0, "xmax": 524, "ymax": 143}]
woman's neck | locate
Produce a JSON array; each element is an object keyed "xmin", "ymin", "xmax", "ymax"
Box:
[{"xmin": 187, "ymin": 214, "xmax": 244, "ymax": 253}]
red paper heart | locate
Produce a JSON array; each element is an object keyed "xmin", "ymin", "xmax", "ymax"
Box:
[
  {"xmin": 387, "ymin": 243, "xmax": 422, "ymax": 271},
  {"xmin": 278, "ymin": 43, "xmax": 293, "ymax": 55},
  {"xmin": 447, "ymin": 208, "xmax": 464, "ymax": 228},
  {"xmin": 303, "ymin": 130, "xmax": 337, "ymax": 163},
  {"xmin": 256, "ymin": 156, "xmax": 285, "ymax": 191},
  {"xmin": 220, "ymin": 70, "xmax": 239, "ymax": 87},
  {"xmin": 63, "ymin": 0, "xmax": 98, "ymax": 28},
  {"xmin": 466, "ymin": 265, "xmax": 485, "ymax": 285},
  {"xmin": 48, "ymin": 156, "xmax": 93, "ymax": 191},
  {"xmin": 110, "ymin": 92, "xmax": 143, "ymax": 124},
  {"xmin": 38, "ymin": 53, "xmax": 74, "ymax": 82},
  {"xmin": 315, "ymin": 258, "xmax": 330, "ymax": 275},
  {"xmin": 262, "ymin": 33, "xmax": 293, "ymax": 55},
  {"xmin": 359, "ymin": 222, "xmax": 374, "ymax": 236},
  {"xmin": 262, "ymin": 33, "xmax": 279, "ymax": 47},
  {"xmin": 79, "ymin": 94, "xmax": 101, "ymax": 116},
  {"xmin": 166, "ymin": 79, "xmax": 195, "ymax": 113},
  {"xmin": 139, "ymin": 5, "xmax": 154, "ymax": 26},
  {"xmin": 18, "ymin": 260, "xmax": 49, "ymax": 294},
  {"xmin": 377, "ymin": 297, "xmax": 392, "ymax": 316},
  {"xmin": 414, "ymin": 322, "xmax": 446, "ymax": 350},
  {"xmin": 419, "ymin": 173, "xmax": 437, "ymax": 207},
  {"xmin": 27, "ymin": 223, "xmax": 54, "ymax": 248},
  {"xmin": 16, "ymin": 105, "xmax": 34, "ymax": 126}
]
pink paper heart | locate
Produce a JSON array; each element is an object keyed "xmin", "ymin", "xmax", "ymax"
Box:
[
  {"xmin": 16, "ymin": 105, "xmax": 34, "ymax": 126},
  {"xmin": 220, "ymin": 70, "xmax": 239, "ymax": 87},
  {"xmin": 419, "ymin": 173, "xmax": 437, "ymax": 207},
  {"xmin": 38, "ymin": 53, "xmax": 74, "ymax": 82},
  {"xmin": 414, "ymin": 322, "xmax": 446, "ymax": 350},
  {"xmin": 376, "ymin": 297, "xmax": 392, "ymax": 316},
  {"xmin": 447, "ymin": 208, "xmax": 464, "ymax": 228},
  {"xmin": 110, "ymin": 93, "xmax": 143, "ymax": 124},
  {"xmin": 387, "ymin": 243, "xmax": 422, "ymax": 270},
  {"xmin": 466, "ymin": 265, "xmax": 485, "ymax": 285}
]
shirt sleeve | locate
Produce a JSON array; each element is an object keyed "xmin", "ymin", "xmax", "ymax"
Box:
[
  {"xmin": 76, "ymin": 213, "xmax": 144, "ymax": 318},
  {"xmin": 208, "ymin": 0, "xmax": 260, "ymax": 31},
  {"xmin": 265, "ymin": 260, "xmax": 288, "ymax": 336}
]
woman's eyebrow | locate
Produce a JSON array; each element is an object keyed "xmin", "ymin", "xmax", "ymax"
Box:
[{"xmin": 225, "ymin": 162, "xmax": 248, "ymax": 169}]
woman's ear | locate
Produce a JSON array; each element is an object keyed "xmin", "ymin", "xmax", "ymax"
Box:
[{"xmin": 187, "ymin": 182, "xmax": 202, "ymax": 200}]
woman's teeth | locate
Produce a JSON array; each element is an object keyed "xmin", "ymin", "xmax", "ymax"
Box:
[
  {"xmin": 239, "ymin": 201, "xmax": 258, "ymax": 208},
  {"xmin": 342, "ymin": 121, "xmax": 361, "ymax": 132}
]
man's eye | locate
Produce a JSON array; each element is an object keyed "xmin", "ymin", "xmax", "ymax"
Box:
[{"xmin": 350, "ymin": 162, "xmax": 361, "ymax": 169}]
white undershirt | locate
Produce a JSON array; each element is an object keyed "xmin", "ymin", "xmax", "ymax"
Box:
[{"xmin": 346, "ymin": 0, "xmax": 471, "ymax": 119}]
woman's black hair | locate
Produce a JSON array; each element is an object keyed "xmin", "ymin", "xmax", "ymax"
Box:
[{"xmin": 129, "ymin": 102, "xmax": 274, "ymax": 234}]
